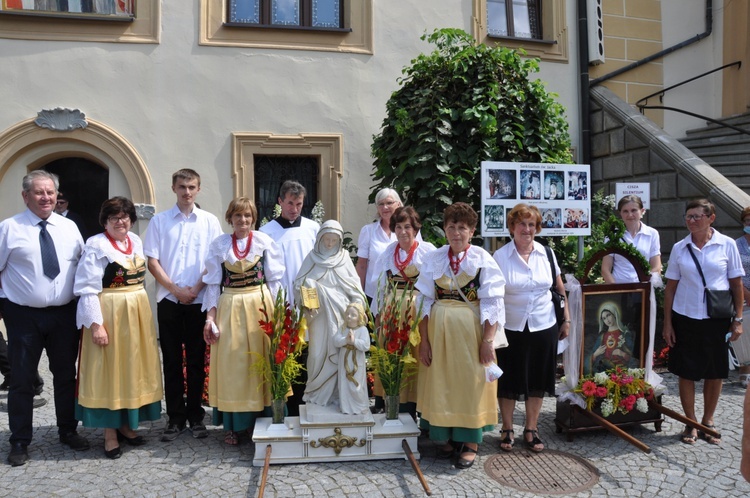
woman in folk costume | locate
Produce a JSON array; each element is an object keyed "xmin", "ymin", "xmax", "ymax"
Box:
[
  {"xmin": 202, "ymin": 197, "xmax": 284, "ymax": 445},
  {"xmin": 295, "ymin": 220, "xmax": 366, "ymax": 409},
  {"xmin": 371, "ymin": 206, "xmax": 435, "ymax": 418},
  {"xmin": 74, "ymin": 197, "xmax": 163, "ymax": 459},
  {"xmin": 416, "ymin": 202, "xmax": 505, "ymax": 469}
]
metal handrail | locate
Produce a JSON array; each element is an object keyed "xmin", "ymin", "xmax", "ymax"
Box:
[{"xmin": 635, "ymin": 61, "xmax": 750, "ymax": 137}]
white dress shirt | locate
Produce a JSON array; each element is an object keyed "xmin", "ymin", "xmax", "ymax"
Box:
[
  {"xmin": 607, "ymin": 222, "xmax": 660, "ymax": 283},
  {"xmin": 143, "ymin": 204, "xmax": 223, "ymax": 304},
  {"xmin": 0, "ymin": 210, "xmax": 83, "ymax": 307},
  {"xmin": 665, "ymin": 229, "xmax": 745, "ymax": 320},
  {"xmin": 493, "ymin": 241, "xmax": 558, "ymax": 332}
]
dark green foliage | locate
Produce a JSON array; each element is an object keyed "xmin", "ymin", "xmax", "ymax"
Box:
[{"xmin": 370, "ymin": 28, "xmax": 573, "ymax": 244}]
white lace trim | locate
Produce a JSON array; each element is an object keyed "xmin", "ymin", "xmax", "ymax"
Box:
[{"xmin": 77, "ymin": 293, "xmax": 104, "ymax": 329}]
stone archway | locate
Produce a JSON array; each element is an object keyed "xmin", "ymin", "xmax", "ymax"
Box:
[{"xmin": 0, "ymin": 114, "xmax": 154, "ymax": 221}]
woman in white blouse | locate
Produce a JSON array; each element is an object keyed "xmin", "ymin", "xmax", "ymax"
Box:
[
  {"xmin": 663, "ymin": 198, "xmax": 744, "ymax": 445},
  {"xmin": 202, "ymin": 197, "xmax": 284, "ymax": 446},
  {"xmin": 416, "ymin": 202, "xmax": 505, "ymax": 469},
  {"xmin": 601, "ymin": 194, "xmax": 661, "ymax": 284},
  {"xmin": 356, "ymin": 188, "xmax": 403, "ymax": 301},
  {"xmin": 74, "ymin": 197, "xmax": 163, "ymax": 459},
  {"xmin": 371, "ymin": 206, "xmax": 436, "ymax": 419},
  {"xmin": 493, "ymin": 204, "xmax": 569, "ymax": 453}
]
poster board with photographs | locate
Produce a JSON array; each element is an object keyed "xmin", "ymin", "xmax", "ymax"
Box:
[
  {"xmin": 580, "ymin": 282, "xmax": 650, "ymax": 377},
  {"xmin": 481, "ymin": 161, "xmax": 591, "ymax": 237}
]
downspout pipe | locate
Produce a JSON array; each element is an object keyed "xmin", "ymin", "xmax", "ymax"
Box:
[
  {"xmin": 577, "ymin": 0, "xmax": 591, "ymax": 166},
  {"xmin": 591, "ymin": 0, "xmax": 713, "ymax": 87}
]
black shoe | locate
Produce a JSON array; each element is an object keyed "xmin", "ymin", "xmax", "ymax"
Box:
[
  {"xmin": 116, "ymin": 430, "xmax": 146, "ymax": 446},
  {"xmin": 189, "ymin": 421, "xmax": 208, "ymax": 439},
  {"xmin": 7, "ymin": 443, "xmax": 28, "ymax": 467},
  {"xmin": 32, "ymin": 396, "xmax": 47, "ymax": 409},
  {"xmin": 455, "ymin": 444, "xmax": 478, "ymax": 469},
  {"xmin": 60, "ymin": 431, "xmax": 90, "ymax": 451},
  {"xmin": 33, "ymin": 386, "xmax": 43, "ymax": 396},
  {"xmin": 104, "ymin": 445, "xmax": 122, "ymax": 460},
  {"xmin": 160, "ymin": 423, "xmax": 186, "ymax": 442},
  {"xmin": 0, "ymin": 379, "xmax": 8, "ymax": 391}
]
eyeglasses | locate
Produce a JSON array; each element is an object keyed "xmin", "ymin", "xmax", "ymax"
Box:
[
  {"xmin": 108, "ymin": 216, "xmax": 131, "ymax": 224},
  {"xmin": 377, "ymin": 200, "xmax": 397, "ymax": 208},
  {"xmin": 684, "ymin": 214, "xmax": 707, "ymax": 221}
]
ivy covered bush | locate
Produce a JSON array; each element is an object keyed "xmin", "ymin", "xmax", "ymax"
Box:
[{"xmin": 370, "ymin": 28, "xmax": 573, "ymax": 244}]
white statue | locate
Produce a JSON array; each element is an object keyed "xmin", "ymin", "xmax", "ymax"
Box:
[
  {"xmin": 333, "ymin": 303, "xmax": 370, "ymax": 415},
  {"xmin": 294, "ymin": 220, "xmax": 365, "ymax": 409}
]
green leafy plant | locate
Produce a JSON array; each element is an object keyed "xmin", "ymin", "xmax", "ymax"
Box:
[{"xmin": 370, "ymin": 28, "xmax": 573, "ymax": 245}]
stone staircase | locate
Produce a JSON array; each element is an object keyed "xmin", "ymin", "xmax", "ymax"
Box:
[{"xmin": 680, "ymin": 113, "xmax": 750, "ymax": 197}]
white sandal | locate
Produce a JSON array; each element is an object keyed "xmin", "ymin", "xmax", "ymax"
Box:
[{"xmin": 740, "ymin": 373, "xmax": 750, "ymax": 388}]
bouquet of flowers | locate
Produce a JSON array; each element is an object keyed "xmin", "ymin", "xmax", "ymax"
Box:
[
  {"xmin": 574, "ymin": 366, "xmax": 655, "ymax": 417},
  {"xmin": 370, "ymin": 280, "xmax": 422, "ymax": 396},
  {"xmin": 253, "ymin": 287, "xmax": 307, "ymax": 401}
]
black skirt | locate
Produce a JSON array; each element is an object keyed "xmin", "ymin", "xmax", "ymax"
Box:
[
  {"xmin": 667, "ymin": 311, "xmax": 730, "ymax": 381},
  {"xmin": 496, "ymin": 323, "xmax": 558, "ymax": 400}
]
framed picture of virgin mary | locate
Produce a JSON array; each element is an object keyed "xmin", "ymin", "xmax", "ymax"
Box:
[{"xmin": 580, "ymin": 282, "xmax": 650, "ymax": 377}]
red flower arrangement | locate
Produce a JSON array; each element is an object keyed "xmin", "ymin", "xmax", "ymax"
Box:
[
  {"xmin": 253, "ymin": 287, "xmax": 306, "ymax": 401},
  {"xmin": 370, "ymin": 280, "xmax": 422, "ymax": 396},
  {"xmin": 574, "ymin": 366, "xmax": 655, "ymax": 417}
]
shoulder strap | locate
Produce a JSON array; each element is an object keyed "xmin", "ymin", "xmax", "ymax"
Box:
[
  {"xmin": 686, "ymin": 245, "xmax": 707, "ymax": 288},
  {"xmin": 544, "ymin": 245, "xmax": 557, "ymax": 286}
]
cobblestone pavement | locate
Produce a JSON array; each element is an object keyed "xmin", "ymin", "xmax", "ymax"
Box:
[{"xmin": 2, "ymin": 356, "xmax": 750, "ymax": 497}]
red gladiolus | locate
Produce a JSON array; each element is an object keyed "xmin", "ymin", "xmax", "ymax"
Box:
[{"xmin": 275, "ymin": 348, "xmax": 287, "ymax": 364}]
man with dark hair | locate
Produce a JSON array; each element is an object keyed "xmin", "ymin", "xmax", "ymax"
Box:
[
  {"xmin": 259, "ymin": 180, "xmax": 318, "ymax": 416},
  {"xmin": 0, "ymin": 170, "xmax": 89, "ymax": 466},
  {"xmin": 54, "ymin": 191, "xmax": 90, "ymax": 240},
  {"xmin": 144, "ymin": 169, "xmax": 222, "ymax": 441}
]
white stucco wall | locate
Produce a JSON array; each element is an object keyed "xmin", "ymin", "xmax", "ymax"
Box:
[
  {"xmin": 0, "ymin": 1, "xmax": 581, "ymax": 237},
  {"xmin": 660, "ymin": 0, "xmax": 724, "ymax": 138}
]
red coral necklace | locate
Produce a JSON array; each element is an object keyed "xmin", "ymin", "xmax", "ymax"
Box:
[
  {"xmin": 232, "ymin": 232, "xmax": 253, "ymax": 260},
  {"xmin": 394, "ymin": 241, "xmax": 418, "ymax": 277},
  {"xmin": 104, "ymin": 231, "xmax": 133, "ymax": 255},
  {"xmin": 448, "ymin": 246, "xmax": 469, "ymax": 275}
]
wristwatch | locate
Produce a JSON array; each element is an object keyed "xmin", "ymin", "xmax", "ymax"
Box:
[{"xmin": 734, "ymin": 316, "xmax": 744, "ymax": 323}]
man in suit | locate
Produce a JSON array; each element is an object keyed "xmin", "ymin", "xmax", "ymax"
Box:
[{"xmin": 0, "ymin": 170, "xmax": 89, "ymax": 467}]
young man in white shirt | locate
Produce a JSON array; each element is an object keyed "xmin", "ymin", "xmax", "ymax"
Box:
[{"xmin": 144, "ymin": 169, "xmax": 223, "ymax": 441}]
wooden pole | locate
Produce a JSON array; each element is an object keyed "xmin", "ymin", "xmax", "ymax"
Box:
[
  {"xmin": 258, "ymin": 444, "xmax": 272, "ymax": 498},
  {"xmin": 402, "ymin": 439, "xmax": 431, "ymax": 496},
  {"xmin": 572, "ymin": 405, "xmax": 651, "ymax": 453},
  {"xmin": 648, "ymin": 400, "xmax": 721, "ymax": 439}
]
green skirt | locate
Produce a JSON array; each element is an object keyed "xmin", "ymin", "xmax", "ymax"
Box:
[
  {"xmin": 212, "ymin": 405, "xmax": 278, "ymax": 433},
  {"xmin": 419, "ymin": 417, "xmax": 495, "ymax": 444},
  {"xmin": 75, "ymin": 400, "xmax": 162, "ymax": 429}
]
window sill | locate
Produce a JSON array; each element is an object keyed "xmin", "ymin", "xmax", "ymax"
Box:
[
  {"xmin": 0, "ymin": 10, "xmax": 134, "ymax": 23},
  {"xmin": 487, "ymin": 34, "xmax": 556, "ymax": 45},
  {"xmin": 223, "ymin": 22, "xmax": 351, "ymax": 34}
]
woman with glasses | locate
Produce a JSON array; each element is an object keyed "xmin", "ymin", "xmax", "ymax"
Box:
[
  {"xmin": 662, "ymin": 199, "xmax": 744, "ymax": 445},
  {"xmin": 601, "ymin": 194, "xmax": 661, "ymax": 284},
  {"xmin": 74, "ymin": 197, "xmax": 163, "ymax": 459},
  {"xmin": 356, "ymin": 188, "xmax": 407, "ymax": 303}
]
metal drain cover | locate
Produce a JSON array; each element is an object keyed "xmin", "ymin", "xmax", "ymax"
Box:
[{"xmin": 484, "ymin": 449, "xmax": 599, "ymax": 495}]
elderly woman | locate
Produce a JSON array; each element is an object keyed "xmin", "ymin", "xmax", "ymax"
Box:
[
  {"xmin": 356, "ymin": 188, "xmax": 404, "ymax": 302},
  {"xmin": 663, "ymin": 199, "xmax": 744, "ymax": 445},
  {"xmin": 295, "ymin": 220, "xmax": 366, "ymax": 409},
  {"xmin": 74, "ymin": 197, "xmax": 163, "ymax": 459},
  {"xmin": 492, "ymin": 203, "xmax": 569, "ymax": 453},
  {"xmin": 736, "ymin": 207, "xmax": 750, "ymax": 387},
  {"xmin": 601, "ymin": 194, "xmax": 661, "ymax": 284},
  {"xmin": 416, "ymin": 202, "xmax": 505, "ymax": 469},
  {"xmin": 202, "ymin": 197, "xmax": 284, "ymax": 445},
  {"xmin": 371, "ymin": 207, "xmax": 436, "ymax": 418}
]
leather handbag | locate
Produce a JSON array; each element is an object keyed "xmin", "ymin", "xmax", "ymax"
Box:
[
  {"xmin": 544, "ymin": 246, "xmax": 566, "ymax": 327},
  {"xmin": 686, "ymin": 245, "xmax": 735, "ymax": 319}
]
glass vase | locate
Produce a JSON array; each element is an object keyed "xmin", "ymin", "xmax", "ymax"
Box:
[
  {"xmin": 271, "ymin": 398, "xmax": 286, "ymax": 424},
  {"xmin": 384, "ymin": 394, "xmax": 400, "ymax": 420}
]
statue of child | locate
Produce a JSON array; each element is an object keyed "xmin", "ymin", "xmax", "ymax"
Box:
[{"xmin": 333, "ymin": 302, "xmax": 370, "ymax": 415}]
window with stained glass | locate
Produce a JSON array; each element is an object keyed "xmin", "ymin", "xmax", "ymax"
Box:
[
  {"xmin": 487, "ymin": 0, "xmax": 541, "ymax": 39},
  {"xmin": 228, "ymin": 0, "xmax": 342, "ymax": 29}
]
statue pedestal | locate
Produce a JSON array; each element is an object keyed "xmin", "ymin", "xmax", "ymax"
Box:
[{"xmin": 251, "ymin": 404, "xmax": 420, "ymax": 466}]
